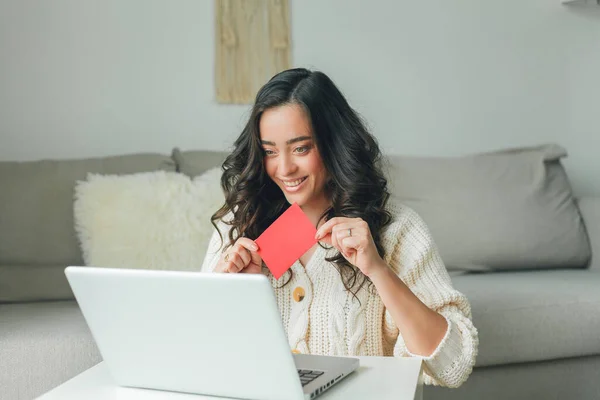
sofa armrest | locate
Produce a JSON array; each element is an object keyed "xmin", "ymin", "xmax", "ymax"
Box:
[{"xmin": 578, "ymin": 197, "xmax": 600, "ymax": 271}]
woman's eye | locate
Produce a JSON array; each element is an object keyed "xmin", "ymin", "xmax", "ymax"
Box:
[
  {"xmin": 263, "ymin": 149, "xmax": 275, "ymax": 156},
  {"xmin": 295, "ymin": 146, "xmax": 310, "ymax": 154}
]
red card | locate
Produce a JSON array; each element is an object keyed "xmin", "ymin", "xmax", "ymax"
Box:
[{"xmin": 255, "ymin": 203, "xmax": 317, "ymax": 280}]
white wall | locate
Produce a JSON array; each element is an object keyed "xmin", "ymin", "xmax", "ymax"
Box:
[
  {"xmin": 563, "ymin": 5, "xmax": 600, "ymax": 195},
  {"xmin": 0, "ymin": 0, "xmax": 598, "ymax": 194}
]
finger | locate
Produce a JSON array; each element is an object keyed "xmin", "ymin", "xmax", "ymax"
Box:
[
  {"xmin": 319, "ymin": 232, "xmax": 333, "ymax": 246},
  {"xmin": 236, "ymin": 238, "xmax": 259, "ymax": 252},
  {"xmin": 235, "ymin": 238, "xmax": 262, "ymax": 271},
  {"xmin": 315, "ymin": 217, "xmax": 350, "ymax": 240},
  {"xmin": 215, "ymin": 255, "xmax": 232, "ymax": 273},
  {"xmin": 340, "ymin": 236, "xmax": 361, "ymax": 259},
  {"xmin": 340, "ymin": 236, "xmax": 361, "ymax": 252},
  {"xmin": 335, "ymin": 222, "xmax": 368, "ymax": 254},
  {"xmin": 331, "ymin": 226, "xmax": 343, "ymax": 255},
  {"xmin": 248, "ymin": 251, "xmax": 263, "ymax": 271},
  {"xmin": 232, "ymin": 244, "xmax": 251, "ymax": 267},
  {"xmin": 224, "ymin": 252, "xmax": 245, "ymax": 273},
  {"xmin": 240, "ymin": 262, "xmax": 262, "ymax": 274},
  {"xmin": 332, "ymin": 228, "xmax": 351, "ymax": 255},
  {"xmin": 332, "ymin": 223, "xmax": 355, "ymax": 239},
  {"xmin": 332, "ymin": 223, "xmax": 357, "ymax": 250}
]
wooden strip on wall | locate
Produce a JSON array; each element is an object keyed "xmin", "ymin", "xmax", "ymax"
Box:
[{"xmin": 215, "ymin": 0, "xmax": 291, "ymax": 104}]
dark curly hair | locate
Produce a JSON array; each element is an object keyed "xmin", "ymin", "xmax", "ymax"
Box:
[{"xmin": 211, "ymin": 68, "xmax": 392, "ymax": 295}]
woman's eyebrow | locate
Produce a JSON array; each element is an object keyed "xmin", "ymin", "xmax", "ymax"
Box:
[{"xmin": 260, "ymin": 136, "xmax": 312, "ymax": 146}]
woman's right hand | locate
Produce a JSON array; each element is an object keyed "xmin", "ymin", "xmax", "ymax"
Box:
[{"xmin": 214, "ymin": 238, "xmax": 263, "ymax": 274}]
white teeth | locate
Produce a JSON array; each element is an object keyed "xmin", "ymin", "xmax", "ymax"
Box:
[{"xmin": 283, "ymin": 178, "xmax": 305, "ymax": 187}]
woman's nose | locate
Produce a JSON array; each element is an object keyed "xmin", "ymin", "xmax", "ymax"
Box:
[{"xmin": 278, "ymin": 155, "xmax": 297, "ymax": 176}]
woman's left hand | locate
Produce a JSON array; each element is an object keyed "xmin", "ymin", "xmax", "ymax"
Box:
[{"xmin": 315, "ymin": 217, "xmax": 386, "ymax": 277}]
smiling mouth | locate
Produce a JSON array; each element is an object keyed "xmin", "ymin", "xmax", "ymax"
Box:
[{"xmin": 281, "ymin": 177, "xmax": 307, "ymax": 187}]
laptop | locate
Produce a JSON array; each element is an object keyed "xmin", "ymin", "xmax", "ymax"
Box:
[{"xmin": 65, "ymin": 266, "xmax": 359, "ymax": 400}]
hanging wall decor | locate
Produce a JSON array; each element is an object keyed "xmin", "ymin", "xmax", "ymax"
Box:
[{"xmin": 215, "ymin": 0, "xmax": 291, "ymax": 104}]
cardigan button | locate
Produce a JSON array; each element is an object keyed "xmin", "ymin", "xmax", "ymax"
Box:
[{"xmin": 293, "ymin": 286, "xmax": 305, "ymax": 302}]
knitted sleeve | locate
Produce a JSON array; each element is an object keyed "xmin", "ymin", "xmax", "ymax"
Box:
[
  {"xmin": 383, "ymin": 205, "xmax": 479, "ymax": 388},
  {"xmin": 200, "ymin": 221, "xmax": 232, "ymax": 273}
]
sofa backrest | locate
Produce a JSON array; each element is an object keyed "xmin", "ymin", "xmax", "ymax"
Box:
[
  {"xmin": 171, "ymin": 148, "xmax": 228, "ymax": 177},
  {"xmin": 2, "ymin": 145, "xmax": 594, "ymax": 303},
  {"xmin": 578, "ymin": 197, "xmax": 600, "ymax": 272},
  {"xmin": 0, "ymin": 154, "xmax": 175, "ymax": 302},
  {"xmin": 383, "ymin": 144, "xmax": 591, "ymax": 272}
]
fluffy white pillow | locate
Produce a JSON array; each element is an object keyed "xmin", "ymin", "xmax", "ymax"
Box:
[{"xmin": 74, "ymin": 168, "xmax": 224, "ymax": 271}]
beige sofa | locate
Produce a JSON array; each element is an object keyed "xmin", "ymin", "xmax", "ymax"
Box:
[{"xmin": 1, "ymin": 145, "xmax": 599, "ymax": 400}]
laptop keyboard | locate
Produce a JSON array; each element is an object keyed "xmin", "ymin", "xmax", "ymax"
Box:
[{"xmin": 297, "ymin": 369, "xmax": 325, "ymax": 386}]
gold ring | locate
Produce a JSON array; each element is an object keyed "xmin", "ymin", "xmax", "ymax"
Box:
[{"xmin": 224, "ymin": 253, "xmax": 230, "ymax": 262}]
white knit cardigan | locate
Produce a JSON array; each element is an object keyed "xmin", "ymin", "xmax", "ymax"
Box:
[{"xmin": 201, "ymin": 203, "xmax": 478, "ymax": 387}]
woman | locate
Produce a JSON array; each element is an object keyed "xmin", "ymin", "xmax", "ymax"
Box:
[{"xmin": 201, "ymin": 68, "xmax": 478, "ymax": 388}]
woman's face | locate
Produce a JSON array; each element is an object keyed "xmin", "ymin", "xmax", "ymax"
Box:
[{"xmin": 259, "ymin": 104, "xmax": 329, "ymax": 211}]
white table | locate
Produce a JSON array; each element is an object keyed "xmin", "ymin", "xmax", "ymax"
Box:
[{"xmin": 37, "ymin": 357, "xmax": 423, "ymax": 400}]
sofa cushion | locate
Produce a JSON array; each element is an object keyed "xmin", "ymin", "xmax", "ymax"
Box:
[
  {"xmin": 172, "ymin": 148, "xmax": 228, "ymax": 177},
  {"xmin": 577, "ymin": 197, "xmax": 600, "ymax": 272},
  {"xmin": 73, "ymin": 169, "xmax": 224, "ymax": 272},
  {"xmin": 0, "ymin": 154, "xmax": 175, "ymax": 266},
  {"xmin": 0, "ymin": 301, "xmax": 101, "ymax": 400},
  {"xmin": 0, "ymin": 153, "xmax": 175, "ymax": 303},
  {"xmin": 385, "ymin": 144, "xmax": 590, "ymax": 271},
  {"xmin": 453, "ymin": 270, "xmax": 600, "ymax": 367}
]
